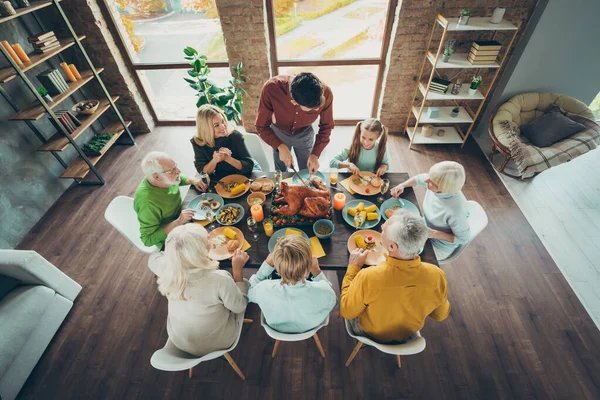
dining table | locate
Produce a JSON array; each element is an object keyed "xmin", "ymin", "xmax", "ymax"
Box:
[{"xmin": 183, "ymin": 172, "xmax": 437, "ymax": 270}]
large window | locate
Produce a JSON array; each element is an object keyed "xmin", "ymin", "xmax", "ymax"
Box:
[{"xmin": 270, "ymin": 0, "xmax": 396, "ymax": 121}]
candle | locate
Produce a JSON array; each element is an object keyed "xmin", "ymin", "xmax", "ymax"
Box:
[
  {"xmin": 68, "ymin": 64, "xmax": 82, "ymax": 79},
  {"xmin": 333, "ymin": 192, "xmax": 346, "ymax": 211},
  {"xmin": 1, "ymin": 41, "xmax": 23, "ymax": 66},
  {"xmin": 263, "ymin": 220, "xmax": 274, "ymax": 237},
  {"xmin": 60, "ymin": 62, "xmax": 77, "ymax": 82},
  {"xmin": 11, "ymin": 43, "xmax": 30, "ymax": 63},
  {"xmin": 250, "ymin": 204, "xmax": 264, "ymax": 222}
]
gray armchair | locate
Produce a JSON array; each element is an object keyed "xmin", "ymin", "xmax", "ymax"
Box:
[{"xmin": 0, "ymin": 250, "xmax": 81, "ymax": 400}]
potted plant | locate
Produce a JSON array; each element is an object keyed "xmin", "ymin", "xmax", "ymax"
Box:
[
  {"xmin": 442, "ymin": 38, "xmax": 456, "ymax": 62},
  {"xmin": 183, "ymin": 46, "xmax": 246, "ymax": 124},
  {"xmin": 37, "ymin": 87, "xmax": 52, "ymax": 103},
  {"xmin": 458, "ymin": 8, "xmax": 471, "ymax": 25},
  {"xmin": 450, "ymin": 107, "xmax": 460, "ymax": 118},
  {"xmin": 469, "ymin": 75, "xmax": 482, "ymax": 95}
]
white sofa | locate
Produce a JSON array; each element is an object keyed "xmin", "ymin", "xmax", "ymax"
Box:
[{"xmin": 0, "ymin": 250, "xmax": 81, "ymax": 400}]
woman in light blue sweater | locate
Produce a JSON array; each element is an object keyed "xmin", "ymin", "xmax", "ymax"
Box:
[
  {"xmin": 248, "ymin": 235, "xmax": 336, "ymax": 334},
  {"xmin": 391, "ymin": 161, "xmax": 471, "ymax": 260},
  {"xmin": 329, "ymin": 118, "xmax": 389, "ymax": 176}
]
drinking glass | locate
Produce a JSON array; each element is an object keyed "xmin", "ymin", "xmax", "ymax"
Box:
[
  {"xmin": 377, "ymin": 179, "xmax": 390, "ymax": 203},
  {"xmin": 207, "ymin": 212, "xmax": 218, "ymax": 231},
  {"xmin": 263, "ymin": 219, "xmax": 274, "ymax": 237},
  {"xmin": 329, "ymin": 167, "xmax": 339, "ymax": 185},
  {"xmin": 247, "ymin": 217, "xmax": 259, "ymax": 241},
  {"xmin": 199, "ymin": 172, "xmax": 210, "ymax": 189},
  {"xmin": 273, "ymin": 170, "xmax": 282, "ymax": 188}
]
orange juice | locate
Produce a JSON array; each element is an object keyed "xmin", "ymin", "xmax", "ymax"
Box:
[
  {"xmin": 330, "ymin": 168, "xmax": 338, "ymax": 184},
  {"xmin": 263, "ymin": 220, "xmax": 274, "ymax": 237}
]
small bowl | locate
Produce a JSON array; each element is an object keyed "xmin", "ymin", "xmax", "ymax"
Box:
[
  {"xmin": 247, "ymin": 191, "xmax": 266, "ymax": 207},
  {"xmin": 313, "ymin": 219, "xmax": 334, "ymax": 239},
  {"xmin": 72, "ymin": 100, "xmax": 99, "ymax": 115}
]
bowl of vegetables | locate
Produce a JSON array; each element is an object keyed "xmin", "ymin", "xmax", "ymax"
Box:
[
  {"xmin": 216, "ymin": 203, "xmax": 244, "ymax": 226},
  {"xmin": 313, "ymin": 219, "xmax": 334, "ymax": 239}
]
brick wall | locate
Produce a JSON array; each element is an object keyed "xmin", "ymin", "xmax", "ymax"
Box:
[{"xmin": 215, "ymin": 0, "xmax": 271, "ymax": 133}]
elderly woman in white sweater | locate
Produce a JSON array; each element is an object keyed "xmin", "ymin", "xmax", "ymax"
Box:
[
  {"xmin": 149, "ymin": 224, "xmax": 250, "ymax": 356},
  {"xmin": 391, "ymin": 161, "xmax": 470, "ymax": 260}
]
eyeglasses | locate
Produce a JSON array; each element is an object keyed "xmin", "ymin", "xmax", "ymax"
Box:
[{"xmin": 161, "ymin": 164, "xmax": 179, "ymax": 175}]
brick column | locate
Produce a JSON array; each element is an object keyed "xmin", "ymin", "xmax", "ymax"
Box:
[
  {"xmin": 215, "ymin": 0, "xmax": 271, "ymax": 133},
  {"xmin": 61, "ymin": 0, "xmax": 154, "ymax": 133}
]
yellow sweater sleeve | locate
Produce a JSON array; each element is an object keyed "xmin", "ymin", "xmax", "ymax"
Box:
[
  {"xmin": 429, "ymin": 270, "xmax": 451, "ymax": 321},
  {"xmin": 340, "ymin": 264, "xmax": 367, "ymax": 320}
]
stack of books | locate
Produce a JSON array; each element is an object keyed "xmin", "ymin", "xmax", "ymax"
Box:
[
  {"xmin": 468, "ymin": 40, "xmax": 501, "ymax": 65},
  {"xmin": 52, "ymin": 110, "xmax": 82, "ymax": 134},
  {"xmin": 429, "ymin": 77, "xmax": 451, "ymax": 94},
  {"xmin": 28, "ymin": 31, "xmax": 60, "ymax": 54},
  {"xmin": 37, "ymin": 68, "xmax": 70, "ymax": 96}
]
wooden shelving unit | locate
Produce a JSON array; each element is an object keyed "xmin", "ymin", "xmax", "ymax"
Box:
[
  {"xmin": 0, "ymin": 0, "xmax": 134, "ymax": 185},
  {"xmin": 404, "ymin": 14, "xmax": 520, "ymax": 150}
]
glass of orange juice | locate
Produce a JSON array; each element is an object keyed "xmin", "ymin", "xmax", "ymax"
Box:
[
  {"xmin": 330, "ymin": 167, "xmax": 338, "ymax": 184},
  {"xmin": 263, "ymin": 219, "xmax": 274, "ymax": 237}
]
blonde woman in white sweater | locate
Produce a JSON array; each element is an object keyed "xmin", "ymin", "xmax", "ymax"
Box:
[{"xmin": 149, "ymin": 224, "xmax": 250, "ymax": 356}]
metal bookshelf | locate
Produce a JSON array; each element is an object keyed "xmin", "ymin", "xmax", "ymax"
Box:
[
  {"xmin": 404, "ymin": 14, "xmax": 520, "ymax": 150},
  {"xmin": 0, "ymin": 0, "xmax": 134, "ymax": 185}
]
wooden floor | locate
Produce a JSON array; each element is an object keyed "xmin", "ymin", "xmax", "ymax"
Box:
[{"xmin": 16, "ymin": 126, "xmax": 600, "ymax": 400}]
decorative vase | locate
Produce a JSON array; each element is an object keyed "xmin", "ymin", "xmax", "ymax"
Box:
[
  {"xmin": 490, "ymin": 7, "xmax": 506, "ymax": 24},
  {"xmin": 43, "ymin": 94, "xmax": 53, "ymax": 103},
  {"xmin": 422, "ymin": 124, "xmax": 434, "ymax": 137},
  {"xmin": 468, "ymin": 88, "xmax": 477, "ymax": 95},
  {"xmin": 450, "ymin": 80, "xmax": 462, "ymax": 95},
  {"xmin": 442, "ymin": 54, "xmax": 450, "ymax": 62},
  {"xmin": 458, "ymin": 15, "xmax": 470, "ymax": 25},
  {"xmin": 450, "ymin": 109, "xmax": 459, "ymax": 118}
]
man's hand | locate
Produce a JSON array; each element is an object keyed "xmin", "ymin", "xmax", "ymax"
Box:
[
  {"xmin": 265, "ymin": 253, "xmax": 274, "ymax": 267},
  {"xmin": 188, "ymin": 176, "xmax": 208, "ymax": 192},
  {"xmin": 177, "ymin": 209, "xmax": 195, "ymax": 225},
  {"xmin": 310, "ymin": 256, "xmax": 322, "ymax": 277},
  {"xmin": 307, "ymin": 154, "xmax": 320, "ymax": 175},
  {"xmin": 376, "ymin": 165, "xmax": 387, "ymax": 177},
  {"xmin": 213, "ymin": 151, "xmax": 227, "ymax": 163},
  {"xmin": 348, "ymin": 163, "xmax": 360, "ymax": 175},
  {"xmin": 391, "ymin": 184, "xmax": 404, "ymax": 198},
  {"xmin": 278, "ymin": 144, "xmax": 293, "ymax": 169},
  {"xmin": 348, "ymin": 248, "xmax": 368, "ymax": 268}
]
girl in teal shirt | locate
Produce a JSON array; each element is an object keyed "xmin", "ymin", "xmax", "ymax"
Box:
[{"xmin": 329, "ymin": 118, "xmax": 389, "ymax": 176}]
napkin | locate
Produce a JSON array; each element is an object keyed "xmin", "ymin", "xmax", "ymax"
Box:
[
  {"xmin": 282, "ymin": 177, "xmax": 293, "ymax": 184},
  {"xmin": 309, "ymin": 237, "xmax": 326, "ymax": 258},
  {"xmin": 242, "ymin": 240, "xmax": 251, "ymax": 251},
  {"xmin": 194, "ymin": 220, "xmax": 210, "ymax": 227},
  {"xmin": 339, "ymin": 177, "xmax": 356, "ymax": 195}
]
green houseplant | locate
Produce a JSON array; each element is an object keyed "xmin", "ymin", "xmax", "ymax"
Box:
[
  {"xmin": 442, "ymin": 38, "xmax": 456, "ymax": 62},
  {"xmin": 458, "ymin": 8, "xmax": 471, "ymax": 25},
  {"xmin": 183, "ymin": 46, "xmax": 247, "ymax": 124},
  {"xmin": 469, "ymin": 75, "xmax": 482, "ymax": 95},
  {"xmin": 37, "ymin": 87, "xmax": 52, "ymax": 103},
  {"xmin": 450, "ymin": 106, "xmax": 460, "ymax": 118}
]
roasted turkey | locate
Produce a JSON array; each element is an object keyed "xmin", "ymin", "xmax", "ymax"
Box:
[{"xmin": 272, "ymin": 179, "xmax": 331, "ymax": 218}]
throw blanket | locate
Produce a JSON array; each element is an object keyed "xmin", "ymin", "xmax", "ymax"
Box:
[{"xmin": 501, "ymin": 115, "xmax": 600, "ymax": 178}]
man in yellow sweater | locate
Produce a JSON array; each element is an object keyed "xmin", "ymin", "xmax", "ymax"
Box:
[{"xmin": 341, "ymin": 209, "xmax": 451, "ymax": 343}]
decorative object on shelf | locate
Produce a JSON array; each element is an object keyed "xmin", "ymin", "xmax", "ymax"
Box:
[
  {"xmin": 51, "ymin": 110, "xmax": 82, "ymax": 133},
  {"xmin": 422, "ymin": 124, "xmax": 434, "ymax": 137},
  {"xmin": 37, "ymin": 87, "xmax": 52, "ymax": 103},
  {"xmin": 83, "ymin": 133, "xmax": 114, "ymax": 156},
  {"xmin": 68, "ymin": 64, "xmax": 81, "ymax": 79},
  {"xmin": 430, "ymin": 77, "xmax": 450, "ymax": 94},
  {"xmin": 28, "ymin": 31, "xmax": 59, "ymax": 53},
  {"xmin": 468, "ymin": 40, "xmax": 501, "ymax": 64},
  {"xmin": 183, "ymin": 46, "xmax": 246, "ymax": 124},
  {"xmin": 11, "ymin": 43, "xmax": 30, "ymax": 63},
  {"xmin": 450, "ymin": 107, "xmax": 460, "ymax": 118},
  {"xmin": 60, "ymin": 62, "xmax": 77, "ymax": 82},
  {"xmin": 14, "ymin": 0, "xmax": 31, "ymax": 8},
  {"xmin": 469, "ymin": 75, "xmax": 482, "ymax": 95},
  {"xmin": 458, "ymin": 8, "xmax": 471, "ymax": 25},
  {"xmin": 0, "ymin": 1, "xmax": 16, "ymax": 16},
  {"xmin": 427, "ymin": 107, "xmax": 440, "ymax": 118},
  {"xmin": 1, "ymin": 40, "xmax": 23, "ymax": 65},
  {"xmin": 437, "ymin": 129, "xmax": 445, "ymax": 137},
  {"xmin": 490, "ymin": 7, "xmax": 506, "ymax": 24},
  {"xmin": 37, "ymin": 68, "xmax": 68, "ymax": 95},
  {"xmin": 450, "ymin": 80, "xmax": 462, "ymax": 95},
  {"xmin": 72, "ymin": 100, "xmax": 99, "ymax": 115},
  {"xmin": 442, "ymin": 38, "xmax": 455, "ymax": 62}
]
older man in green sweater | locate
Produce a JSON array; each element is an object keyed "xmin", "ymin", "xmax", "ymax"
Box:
[{"xmin": 134, "ymin": 151, "xmax": 208, "ymax": 249}]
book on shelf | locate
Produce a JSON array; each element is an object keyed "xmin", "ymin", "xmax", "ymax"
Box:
[
  {"xmin": 30, "ymin": 37, "xmax": 58, "ymax": 48},
  {"xmin": 28, "ymin": 31, "xmax": 55, "ymax": 42},
  {"xmin": 50, "ymin": 69, "xmax": 69, "ymax": 91},
  {"xmin": 467, "ymin": 53, "xmax": 497, "ymax": 62},
  {"xmin": 467, "ymin": 56, "xmax": 498, "ymax": 65},
  {"xmin": 52, "ymin": 114, "xmax": 75, "ymax": 133},
  {"xmin": 469, "ymin": 47, "xmax": 500, "ymax": 57},
  {"xmin": 37, "ymin": 70, "xmax": 64, "ymax": 96},
  {"xmin": 66, "ymin": 111, "xmax": 82, "ymax": 127},
  {"xmin": 55, "ymin": 111, "xmax": 79, "ymax": 132},
  {"xmin": 472, "ymin": 40, "xmax": 501, "ymax": 51},
  {"xmin": 33, "ymin": 41, "xmax": 60, "ymax": 53},
  {"xmin": 432, "ymin": 77, "xmax": 451, "ymax": 86}
]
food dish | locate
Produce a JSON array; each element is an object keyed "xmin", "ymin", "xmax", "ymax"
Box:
[
  {"xmin": 268, "ymin": 228, "xmax": 310, "ymax": 252},
  {"xmin": 380, "ymin": 198, "xmax": 420, "ymax": 220},
  {"xmin": 247, "ymin": 191, "xmax": 266, "ymax": 207},
  {"xmin": 215, "ymin": 174, "xmax": 250, "ymax": 199},
  {"xmin": 270, "ymin": 181, "xmax": 332, "ymax": 227},
  {"xmin": 342, "ymin": 199, "xmax": 381, "ymax": 229},
  {"xmin": 208, "ymin": 226, "xmax": 244, "ymax": 260},
  {"xmin": 347, "ymin": 230, "xmax": 385, "ymax": 265},
  {"xmin": 188, "ymin": 193, "xmax": 224, "ymax": 221},
  {"xmin": 250, "ymin": 177, "xmax": 275, "ymax": 194},
  {"xmin": 313, "ymin": 219, "xmax": 334, "ymax": 239},
  {"xmin": 292, "ymin": 169, "xmax": 326, "ymax": 187},
  {"xmin": 215, "ymin": 203, "xmax": 245, "ymax": 225},
  {"xmin": 349, "ymin": 171, "xmax": 378, "ymax": 195}
]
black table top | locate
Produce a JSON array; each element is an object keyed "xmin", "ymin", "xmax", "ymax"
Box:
[{"xmin": 183, "ymin": 172, "xmax": 437, "ymax": 269}]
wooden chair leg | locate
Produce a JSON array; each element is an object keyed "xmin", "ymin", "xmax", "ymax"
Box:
[
  {"xmin": 188, "ymin": 367, "xmax": 193, "ymax": 378},
  {"xmin": 313, "ymin": 333, "xmax": 326, "ymax": 358},
  {"xmin": 345, "ymin": 341, "xmax": 363, "ymax": 367},
  {"xmin": 396, "ymin": 355, "xmax": 402, "ymax": 368},
  {"xmin": 271, "ymin": 340, "xmax": 280, "ymax": 358},
  {"xmin": 223, "ymin": 352, "xmax": 246, "ymax": 380},
  {"xmin": 243, "ymin": 318, "xmax": 253, "ymax": 324}
]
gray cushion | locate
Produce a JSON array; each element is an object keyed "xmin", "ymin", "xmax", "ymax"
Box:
[
  {"xmin": 0, "ymin": 285, "xmax": 54, "ymax": 378},
  {"xmin": 521, "ymin": 106, "xmax": 586, "ymax": 147},
  {"xmin": 0, "ymin": 276, "xmax": 20, "ymax": 300}
]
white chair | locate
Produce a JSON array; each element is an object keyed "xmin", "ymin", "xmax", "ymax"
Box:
[
  {"xmin": 150, "ymin": 318, "xmax": 248, "ymax": 380},
  {"xmin": 104, "ymin": 196, "xmax": 160, "ymax": 254},
  {"xmin": 243, "ymin": 132, "xmax": 271, "ymax": 172},
  {"xmin": 260, "ymin": 313, "xmax": 328, "ymax": 358},
  {"xmin": 344, "ymin": 320, "xmax": 426, "ymax": 368},
  {"xmin": 438, "ymin": 200, "xmax": 488, "ymax": 265}
]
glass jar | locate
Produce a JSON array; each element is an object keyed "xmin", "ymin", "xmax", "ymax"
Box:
[{"xmin": 450, "ymin": 80, "xmax": 462, "ymax": 95}]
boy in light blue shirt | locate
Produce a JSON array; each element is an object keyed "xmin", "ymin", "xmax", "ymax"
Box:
[{"xmin": 248, "ymin": 235, "xmax": 337, "ymax": 334}]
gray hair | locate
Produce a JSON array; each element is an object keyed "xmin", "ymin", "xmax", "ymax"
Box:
[
  {"xmin": 387, "ymin": 209, "xmax": 428, "ymax": 258},
  {"xmin": 141, "ymin": 151, "xmax": 169, "ymax": 179}
]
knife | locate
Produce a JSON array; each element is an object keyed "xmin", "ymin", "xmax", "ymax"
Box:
[{"xmin": 290, "ymin": 165, "xmax": 310, "ymax": 187}]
